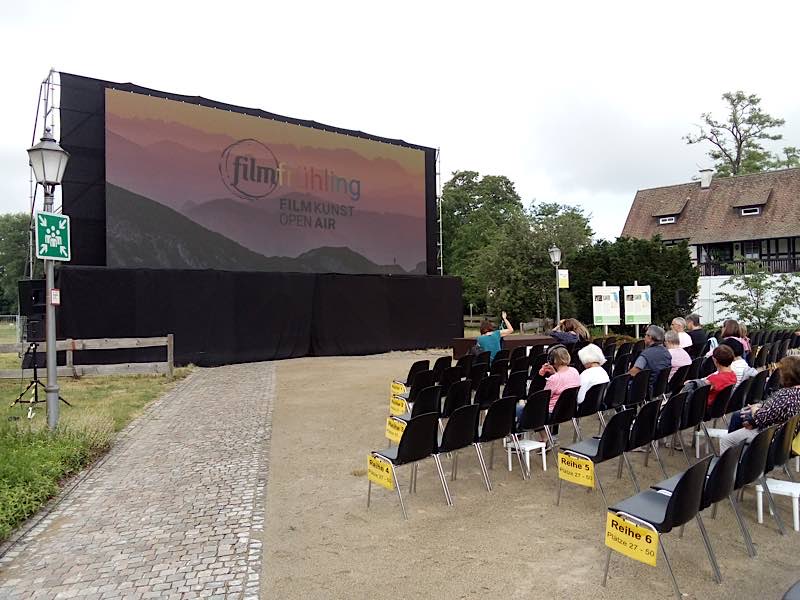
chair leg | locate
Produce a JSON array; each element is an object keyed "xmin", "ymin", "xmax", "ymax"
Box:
[
  {"xmin": 679, "ymin": 431, "xmax": 691, "ymax": 466},
  {"xmin": 652, "ymin": 441, "xmax": 669, "ymax": 479},
  {"xmin": 729, "ymin": 493, "xmax": 757, "ymax": 558},
  {"xmin": 393, "ymin": 466, "xmax": 408, "ymax": 520},
  {"xmin": 367, "ymin": 479, "xmax": 372, "ymax": 508},
  {"xmin": 784, "ymin": 463, "xmax": 797, "ymax": 483},
  {"xmin": 510, "ymin": 434, "xmax": 529, "ymax": 480},
  {"xmin": 760, "ymin": 476, "xmax": 787, "ymax": 535},
  {"xmin": 601, "ymin": 546, "xmax": 613, "ymax": 587},
  {"xmin": 432, "ymin": 455, "xmax": 452, "ymax": 507},
  {"xmin": 695, "ymin": 514, "xmax": 722, "ymax": 584},
  {"xmin": 701, "ymin": 422, "xmax": 719, "ymax": 457},
  {"xmin": 489, "ymin": 441, "xmax": 495, "ymax": 470},
  {"xmin": 474, "ymin": 443, "xmax": 492, "ymax": 492},
  {"xmin": 451, "ymin": 450, "xmax": 459, "ymax": 481},
  {"xmin": 622, "ymin": 452, "xmax": 641, "ymax": 493},
  {"xmin": 556, "ymin": 471, "xmax": 563, "ymax": 506},
  {"xmin": 659, "ymin": 537, "xmax": 683, "ymax": 600},
  {"xmin": 595, "ymin": 471, "xmax": 609, "ymax": 508},
  {"xmin": 572, "ymin": 417, "xmax": 582, "ymax": 441},
  {"xmin": 616, "ymin": 454, "xmax": 624, "ymax": 480}
]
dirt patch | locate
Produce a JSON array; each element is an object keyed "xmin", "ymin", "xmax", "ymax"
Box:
[{"xmin": 262, "ymin": 351, "xmax": 800, "ymax": 599}]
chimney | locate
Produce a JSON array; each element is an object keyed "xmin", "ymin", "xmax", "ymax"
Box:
[{"xmin": 699, "ymin": 169, "xmax": 713, "ymax": 189}]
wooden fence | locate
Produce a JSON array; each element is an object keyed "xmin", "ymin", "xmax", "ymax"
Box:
[{"xmin": 0, "ymin": 334, "xmax": 174, "ymax": 379}]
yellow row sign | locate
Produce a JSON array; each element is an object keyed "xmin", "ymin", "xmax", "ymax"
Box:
[
  {"xmin": 389, "ymin": 395, "xmax": 408, "ymax": 416},
  {"xmin": 385, "ymin": 417, "xmax": 407, "ymax": 443},
  {"xmin": 557, "ymin": 453, "xmax": 594, "ymax": 488},
  {"xmin": 368, "ymin": 455, "xmax": 395, "ymax": 491},
  {"xmin": 605, "ymin": 513, "xmax": 659, "ymax": 567},
  {"xmin": 391, "ymin": 381, "xmax": 407, "ymax": 396}
]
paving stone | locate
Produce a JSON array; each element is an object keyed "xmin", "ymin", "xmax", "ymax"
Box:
[{"xmin": 0, "ymin": 364, "xmax": 273, "ymax": 599}]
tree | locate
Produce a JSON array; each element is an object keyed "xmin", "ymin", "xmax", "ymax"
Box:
[
  {"xmin": 715, "ymin": 260, "xmax": 800, "ymax": 330},
  {"xmin": 569, "ymin": 237, "xmax": 699, "ymax": 329},
  {"xmin": 684, "ymin": 91, "xmax": 795, "ymax": 177},
  {"xmin": 0, "ymin": 213, "xmax": 41, "ymax": 313}
]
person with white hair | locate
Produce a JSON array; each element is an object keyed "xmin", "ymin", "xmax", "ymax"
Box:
[
  {"xmin": 577, "ymin": 343, "xmax": 610, "ymax": 404},
  {"xmin": 671, "ymin": 317, "xmax": 693, "ymax": 348},
  {"xmin": 665, "ymin": 330, "xmax": 691, "ymax": 380}
]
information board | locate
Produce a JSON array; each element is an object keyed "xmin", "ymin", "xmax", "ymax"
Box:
[
  {"xmin": 623, "ymin": 285, "xmax": 652, "ymax": 325},
  {"xmin": 592, "ymin": 286, "xmax": 621, "ymax": 326}
]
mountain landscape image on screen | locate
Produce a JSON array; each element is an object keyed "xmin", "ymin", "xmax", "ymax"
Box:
[{"xmin": 104, "ymin": 90, "xmax": 428, "ymax": 275}]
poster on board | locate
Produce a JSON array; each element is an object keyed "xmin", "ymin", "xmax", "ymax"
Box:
[
  {"xmin": 623, "ymin": 285, "xmax": 652, "ymax": 325},
  {"xmin": 592, "ymin": 286, "xmax": 621, "ymax": 325}
]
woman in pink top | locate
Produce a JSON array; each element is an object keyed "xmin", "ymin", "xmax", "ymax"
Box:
[
  {"xmin": 539, "ymin": 346, "xmax": 581, "ymax": 411},
  {"xmin": 665, "ymin": 330, "xmax": 691, "ymax": 380}
]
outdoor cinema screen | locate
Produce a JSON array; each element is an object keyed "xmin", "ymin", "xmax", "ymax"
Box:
[{"xmin": 105, "ymin": 89, "xmax": 431, "ymax": 274}]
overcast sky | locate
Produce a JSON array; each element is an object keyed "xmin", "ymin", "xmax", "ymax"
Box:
[{"xmin": 2, "ymin": 0, "xmax": 799, "ymax": 241}]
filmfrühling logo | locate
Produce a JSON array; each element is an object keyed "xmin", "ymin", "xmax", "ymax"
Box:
[
  {"xmin": 219, "ymin": 138, "xmax": 362, "ymax": 202},
  {"xmin": 219, "ymin": 139, "xmax": 287, "ymax": 201}
]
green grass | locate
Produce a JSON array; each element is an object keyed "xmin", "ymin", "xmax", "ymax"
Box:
[
  {"xmin": 0, "ymin": 368, "xmax": 191, "ymax": 541},
  {"xmin": 0, "ymin": 323, "xmax": 18, "ymax": 344}
]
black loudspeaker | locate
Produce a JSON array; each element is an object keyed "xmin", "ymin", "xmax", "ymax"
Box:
[
  {"xmin": 26, "ymin": 318, "xmax": 45, "ymax": 343},
  {"xmin": 675, "ymin": 289, "xmax": 687, "ymax": 306},
  {"xmin": 18, "ymin": 279, "xmax": 46, "ymax": 318}
]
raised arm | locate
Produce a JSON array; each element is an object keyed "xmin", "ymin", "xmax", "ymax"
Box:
[{"xmin": 500, "ymin": 311, "xmax": 514, "ymax": 336}]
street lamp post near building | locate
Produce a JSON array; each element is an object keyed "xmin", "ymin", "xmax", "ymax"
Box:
[
  {"xmin": 548, "ymin": 245, "xmax": 562, "ymax": 325},
  {"xmin": 27, "ymin": 128, "xmax": 69, "ymax": 430}
]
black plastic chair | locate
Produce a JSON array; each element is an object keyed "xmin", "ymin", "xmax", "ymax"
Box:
[
  {"xmin": 699, "ymin": 357, "xmax": 716, "ymax": 378},
  {"xmin": 602, "ymin": 456, "xmax": 714, "ymax": 598},
  {"xmin": 631, "ymin": 339, "xmax": 646, "ymax": 361},
  {"xmin": 528, "ymin": 352, "xmax": 548, "ymax": 378},
  {"xmin": 698, "ymin": 385, "xmax": 734, "ymax": 456},
  {"xmin": 509, "ymin": 345, "xmax": 527, "ymax": 364},
  {"xmin": 725, "ymin": 378, "xmax": 752, "ymax": 416},
  {"xmin": 515, "ymin": 389, "xmax": 551, "ymax": 434},
  {"xmin": 754, "ymin": 344, "xmax": 770, "ymax": 369},
  {"xmin": 620, "ymin": 399, "xmax": 661, "ymax": 490},
  {"xmin": 603, "ymin": 339, "xmax": 617, "ymax": 361},
  {"xmin": 493, "ymin": 349, "xmax": 510, "ymax": 363},
  {"xmin": 399, "ymin": 369, "xmax": 435, "ymax": 406},
  {"xmin": 617, "ymin": 342, "xmax": 633, "ymax": 357},
  {"xmin": 572, "ymin": 382, "xmax": 607, "ymax": 441},
  {"xmin": 558, "ymin": 408, "xmax": 636, "ymax": 508},
  {"xmin": 441, "ymin": 379, "xmax": 471, "ymax": 419},
  {"xmin": 651, "ymin": 367, "xmax": 671, "ymax": 402},
  {"xmin": 667, "ymin": 364, "xmax": 690, "ymax": 397},
  {"xmin": 509, "ymin": 356, "xmax": 529, "ymax": 377},
  {"xmin": 397, "ymin": 359, "xmax": 429, "ymax": 388},
  {"xmin": 730, "ymin": 427, "xmax": 781, "ymax": 545},
  {"xmin": 687, "ymin": 342, "xmax": 705, "ymax": 359},
  {"xmin": 474, "ymin": 396, "xmax": 520, "ymax": 489},
  {"xmin": 768, "ymin": 342, "xmax": 781, "ymax": 366},
  {"xmin": 545, "ymin": 387, "xmax": 579, "ymax": 451},
  {"xmin": 398, "ymin": 385, "xmax": 441, "ymax": 421},
  {"xmin": 435, "ymin": 403, "xmax": 480, "ymax": 496},
  {"xmin": 651, "ymin": 392, "xmax": 688, "ymax": 477},
  {"xmin": 438, "ymin": 366, "xmax": 462, "ymax": 397},
  {"xmin": 625, "ymin": 369, "xmax": 651, "ymax": 408},
  {"xmin": 474, "ymin": 374, "xmax": 501, "ymax": 410},
  {"xmin": 765, "ymin": 368, "xmax": 783, "ymax": 397},
  {"xmin": 747, "ymin": 369, "xmax": 769, "ymax": 405},
  {"xmin": 431, "ymin": 356, "xmax": 452, "ymax": 381},
  {"xmin": 766, "ymin": 414, "xmax": 800, "ymax": 481},
  {"xmin": 503, "ymin": 370, "xmax": 528, "ymax": 400},
  {"xmin": 686, "ymin": 356, "xmax": 703, "ymax": 381},
  {"xmin": 601, "ymin": 374, "xmax": 630, "ymax": 413},
  {"xmin": 368, "ymin": 412, "xmax": 446, "ymax": 520},
  {"xmin": 675, "ymin": 386, "xmax": 710, "ymax": 465},
  {"xmin": 469, "ymin": 364, "xmax": 488, "ymax": 392},
  {"xmin": 612, "ymin": 352, "xmax": 632, "ymax": 378},
  {"xmin": 490, "ymin": 358, "xmax": 510, "ymax": 384},
  {"xmin": 473, "ymin": 351, "xmax": 491, "ymax": 369},
  {"xmin": 455, "ymin": 354, "xmax": 473, "ymax": 376}
]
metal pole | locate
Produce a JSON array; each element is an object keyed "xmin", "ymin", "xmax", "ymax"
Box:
[
  {"xmin": 602, "ymin": 280, "xmax": 608, "ymax": 336},
  {"xmin": 633, "ymin": 280, "xmax": 639, "ymax": 339},
  {"xmin": 43, "ymin": 185, "xmax": 59, "ymax": 430},
  {"xmin": 555, "ymin": 266, "xmax": 561, "ymax": 323}
]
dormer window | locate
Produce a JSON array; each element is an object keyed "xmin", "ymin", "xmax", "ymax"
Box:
[
  {"xmin": 659, "ymin": 216, "xmax": 676, "ymax": 225},
  {"xmin": 741, "ymin": 207, "xmax": 761, "ymax": 216}
]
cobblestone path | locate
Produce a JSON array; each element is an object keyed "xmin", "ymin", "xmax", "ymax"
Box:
[{"xmin": 0, "ymin": 363, "xmax": 275, "ymax": 599}]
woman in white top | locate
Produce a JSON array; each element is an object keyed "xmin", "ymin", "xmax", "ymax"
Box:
[
  {"xmin": 577, "ymin": 344, "xmax": 610, "ymax": 404},
  {"xmin": 665, "ymin": 330, "xmax": 692, "ymax": 379},
  {"xmin": 671, "ymin": 317, "xmax": 693, "ymax": 349}
]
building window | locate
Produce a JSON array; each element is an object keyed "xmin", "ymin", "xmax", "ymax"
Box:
[
  {"xmin": 743, "ymin": 241, "xmax": 759, "ymax": 259},
  {"xmin": 659, "ymin": 216, "xmax": 676, "ymax": 225},
  {"xmin": 741, "ymin": 207, "xmax": 761, "ymax": 216}
]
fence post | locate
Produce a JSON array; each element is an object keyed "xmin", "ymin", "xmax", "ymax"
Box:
[
  {"xmin": 66, "ymin": 339, "xmax": 74, "ymax": 373},
  {"xmin": 167, "ymin": 334, "xmax": 174, "ymax": 378}
]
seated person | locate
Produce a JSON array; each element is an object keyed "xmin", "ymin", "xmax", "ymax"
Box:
[
  {"xmin": 720, "ymin": 355, "xmax": 800, "ymax": 453},
  {"xmin": 665, "ymin": 330, "xmax": 691, "ymax": 380},
  {"xmin": 629, "ymin": 325, "xmax": 671, "ymax": 391},
  {"xmin": 577, "ymin": 344, "xmax": 609, "ymax": 404},
  {"xmin": 476, "ymin": 311, "xmax": 513, "ymax": 361},
  {"xmin": 671, "ymin": 317, "xmax": 693, "ymax": 348},
  {"xmin": 549, "ymin": 318, "xmax": 590, "ymax": 344},
  {"xmin": 704, "ymin": 344, "xmax": 737, "ymax": 407},
  {"xmin": 722, "ymin": 337, "xmax": 759, "ymax": 384},
  {"xmin": 685, "ymin": 313, "xmax": 708, "ymax": 345}
]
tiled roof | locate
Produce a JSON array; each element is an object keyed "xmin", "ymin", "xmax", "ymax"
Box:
[{"xmin": 621, "ymin": 168, "xmax": 800, "ymax": 245}]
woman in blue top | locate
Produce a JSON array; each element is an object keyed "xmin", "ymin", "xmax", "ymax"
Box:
[
  {"xmin": 550, "ymin": 318, "xmax": 590, "ymax": 345},
  {"xmin": 477, "ymin": 311, "xmax": 514, "ymax": 360}
]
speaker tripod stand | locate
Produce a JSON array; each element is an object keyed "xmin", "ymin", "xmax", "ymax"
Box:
[{"xmin": 10, "ymin": 343, "xmax": 71, "ymax": 417}]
